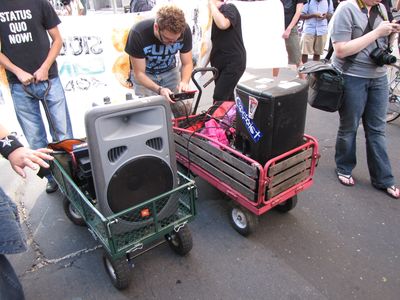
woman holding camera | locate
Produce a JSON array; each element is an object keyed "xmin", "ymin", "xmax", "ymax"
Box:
[{"xmin": 331, "ymin": 0, "xmax": 400, "ymax": 198}]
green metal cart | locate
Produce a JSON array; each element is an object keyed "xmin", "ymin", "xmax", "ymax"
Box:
[{"xmin": 50, "ymin": 155, "xmax": 197, "ymax": 290}]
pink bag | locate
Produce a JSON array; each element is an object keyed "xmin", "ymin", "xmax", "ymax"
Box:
[{"xmin": 201, "ymin": 119, "xmax": 229, "ymax": 148}]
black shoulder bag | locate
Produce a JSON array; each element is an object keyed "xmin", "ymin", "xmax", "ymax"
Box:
[{"xmin": 298, "ymin": 46, "xmax": 347, "ymax": 112}]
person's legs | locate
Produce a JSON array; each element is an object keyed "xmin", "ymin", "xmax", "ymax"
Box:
[
  {"xmin": 46, "ymin": 78, "xmax": 73, "ymax": 142},
  {"xmin": 212, "ymin": 62, "xmax": 245, "ymax": 102},
  {"xmin": 0, "ymin": 255, "xmax": 25, "ymax": 300},
  {"xmin": 0, "ymin": 188, "xmax": 27, "ymax": 255},
  {"xmin": 0, "ymin": 187, "xmax": 26, "ymax": 300},
  {"xmin": 11, "ymin": 79, "xmax": 73, "ymax": 147},
  {"xmin": 362, "ymin": 75, "xmax": 395, "ymax": 189},
  {"xmin": 312, "ymin": 54, "xmax": 321, "ymax": 61},
  {"xmin": 300, "ymin": 34, "xmax": 315, "ymax": 64},
  {"xmin": 272, "ymin": 68, "xmax": 280, "ymax": 77},
  {"xmin": 285, "ymin": 27, "xmax": 304, "ymax": 79},
  {"xmin": 11, "ymin": 79, "xmax": 73, "ymax": 193},
  {"xmin": 313, "ymin": 34, "xmax": 327, "ymax": 61},
  {"xmin": 10, "ymin": 83, "xmax": 48, "ymax": 150},
  {"xmin": 335, "ymin": 75, "xmax": 368, "ymax": 176}
]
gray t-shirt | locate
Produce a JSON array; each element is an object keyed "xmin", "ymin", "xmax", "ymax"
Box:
[{"xmin": 330, "ymin": 1, "xmax": 388, "ymax": 78}]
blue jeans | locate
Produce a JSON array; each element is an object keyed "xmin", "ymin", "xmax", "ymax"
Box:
[
  {"xmin": 10, "ymin": 77, "xmax": 73, "ymax": 151},
  {"xmin": 335, "ymin": 74, "xmax": 394, "ymax": 189},
  {"xmin": 0, "ymin": 188, "xmax": 26, "ymax": 255},
  {"xmin": 0, "ymin": 255, "xmax": 25, "ymax": 300},
  {"xmin": 131, "ymin": 68, "xmax": 192, "ymax": 117},
  {"xmin": 0, "ymin": 188, "xmax": 26, "ymax": 300}
]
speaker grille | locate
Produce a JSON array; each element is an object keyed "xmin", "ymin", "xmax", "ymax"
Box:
[
  {"xmin": 146, "ymin": 137, "xmax": 163, "ymax": 151},
  {"xmin": 108, "ymin": 146, "xmax": 128, "ymax": 163},
  {"xmin": 107, "ymin": 156, "xmax": 173, "ymax": 215}
]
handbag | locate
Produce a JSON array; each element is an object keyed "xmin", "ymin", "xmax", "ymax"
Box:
[
  {"xmin": 299, "ymin": 46, "xmax": 350, "ymax": 112},
  {"xmin": 299, "ymin": 60, "xmax": 345, "ymax": 112}
]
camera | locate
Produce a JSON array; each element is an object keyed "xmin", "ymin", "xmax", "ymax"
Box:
[{"xmin": 370, "ymin": 47, "xmax": 397, "ymax": 66}]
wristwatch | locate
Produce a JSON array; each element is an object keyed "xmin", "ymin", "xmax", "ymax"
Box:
[{"xmin": 157, "ymin": 86, "xmax": 163, "ymax": 95}]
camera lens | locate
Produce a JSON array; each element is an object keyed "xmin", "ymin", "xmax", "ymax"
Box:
[
  {"xmin": 386, "ymin": 54, "xmax": 397, "ymax": 65},
  {"xmin": 370, "ymin": 47, "xmax": 397, "ymax": 66}
]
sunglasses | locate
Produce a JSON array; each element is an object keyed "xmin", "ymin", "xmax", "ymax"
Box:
[{"xmin": 157, "ymin": 27, "xmax": 184, "ymax": 44}]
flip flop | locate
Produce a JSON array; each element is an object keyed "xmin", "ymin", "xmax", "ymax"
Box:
[
  {"xmin": 385, "ymin": 186, "xmax": 400, "ymax": 199},
  {"xmin": 337, "ymin": 173, "xmax": 355, "ymax": 186}
]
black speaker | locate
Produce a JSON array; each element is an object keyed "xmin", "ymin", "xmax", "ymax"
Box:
[
  {"xmin": 234, "ymin": 68, "xmax": 308, "ymax": 166},
  {"xmin": 84, "ymin": 96, "xmax": 178, "ymax": 233}
]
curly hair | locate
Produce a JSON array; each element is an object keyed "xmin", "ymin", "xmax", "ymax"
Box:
[{"xmin": 156, "ymin": 4, "xmax": 186, "ymax": 34}]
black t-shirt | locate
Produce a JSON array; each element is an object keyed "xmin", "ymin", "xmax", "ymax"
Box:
[
  {"xmin": 125, "ymin": 18, "xmax": 192, "ymax": 75},
  {"xmin": 210, "ymin": 3, "xmax": 246, "ymax": 68},
  {"xmin": 0, "ymin": 0, "xmax": 61, "ymax": 84},
  {"xmin": 281, "ymin": 0, "xmax": 306, "ymax": 29}
]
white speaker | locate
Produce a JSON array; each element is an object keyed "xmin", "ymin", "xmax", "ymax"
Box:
[{"xmin": 84, "ymin": 96, "xmax": 178, "ymax": 233}]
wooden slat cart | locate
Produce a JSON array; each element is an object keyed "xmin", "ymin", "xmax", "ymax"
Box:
[{"xmin": 172, "ymin": 68, "xmax": 320, "ymax": 236}]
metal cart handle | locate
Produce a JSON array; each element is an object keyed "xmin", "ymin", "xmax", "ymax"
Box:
[{"xmin": 191, "ymin": 67, "xmax": 219, "ymax": 115}]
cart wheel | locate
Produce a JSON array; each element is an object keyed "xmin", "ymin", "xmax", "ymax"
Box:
[
  {"xmin": 102, "ymin": 253, "xmax": 131, "ymax": 290},
  {"xmin": 63, "ymin": 197, "xmax": 85, "ymax": 226},
  {"xmin": 166, "ymin": 225, "xmax": 193, "ymax": 256},
  {"xmin": 274, "ymin": 196, "xmax": 298, "ymax": 213},
  {"xmin": 228, "ymin": 206, "xmax": 258, "ymax": 237}
]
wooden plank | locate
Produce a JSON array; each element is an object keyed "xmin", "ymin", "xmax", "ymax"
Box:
[
  {"xmin": 174, "ymin": 133, "xmax": 258, "ymax": 178},
  {"xmin": 175, "ymin": 133, "xmax": 257, "ymax": 177},
  {"xmin": 269, "ymin": 159, "xmax": 312, "ymax": 188},
  {"xmin": 267, "ymin": 171, "xmax": 310, "ymax": 199},
  {"xmin": 175, "ymin": 144, "xmax": 257, "ymax": 200},
  {"xmin": 268, "ymin": 148, "xmax": 313, "ymax": 176},
  {"xmin": 175, "ymin": 135, "xmax": 256, "ymax": 189}
]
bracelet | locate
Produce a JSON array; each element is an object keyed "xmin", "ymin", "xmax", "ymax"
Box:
[
  {"xmin": 158, "ymin": 86, "xmax": 163, "ymax": 95},
  {"xmin": 0, "ymin": 135, "xmax": 23, "ymax": 159}
]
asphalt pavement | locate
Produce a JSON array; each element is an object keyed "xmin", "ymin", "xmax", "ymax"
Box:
[{"xmin": 1, "ymin": 69, "xmax": 400, "ymax": 300}]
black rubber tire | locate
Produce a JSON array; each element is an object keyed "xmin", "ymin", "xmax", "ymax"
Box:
[
  {"xmin": 274, "ymin": 196, "xmax": 298, "ymax": 213},
  {"xmin": 102, "ymin": 253, "xmax": 131, "ymax": 290},
  {"xmin": 387, "ymin": 94, "xmax": 400, "ymax": 123},
  {"xmin": 166, "ymin": 225, "xmax": 193, "ymax": 256},
  {"xmin": 63, "ymin": 197, "xmax": 85, "ymax": 226},
  {"xmin": 228, "ymin": 205, "xmax": 258, "ymax": 237},
  {"xmin": 387, "ymin": 66, "xmax": 400, "ymax": 123}
]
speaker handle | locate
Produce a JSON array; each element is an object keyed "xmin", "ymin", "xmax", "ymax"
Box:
[{"xmin": 191, "ymin": 67, "xmax": 219, "ymax": 115}]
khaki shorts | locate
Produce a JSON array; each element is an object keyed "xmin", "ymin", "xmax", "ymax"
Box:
[
  {"xmin": 285, "ymin": 27, "xmax": 301, "ymax": 65},
  {"xmin": 300, "ymin": 34, "xmax": 327, "ymax": 56}
]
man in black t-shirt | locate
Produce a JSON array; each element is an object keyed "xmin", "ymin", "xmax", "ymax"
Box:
[
  {"xmin": 209, "ymin": 0, "xmax": 246, "ymax": 102},
  {"xmin": 0, "ymin": 0, "xmax": 73, "ymax": 194},
  {"xmin": 125, "ymin": 4, "xmax": 193, "ymax": 117}
]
